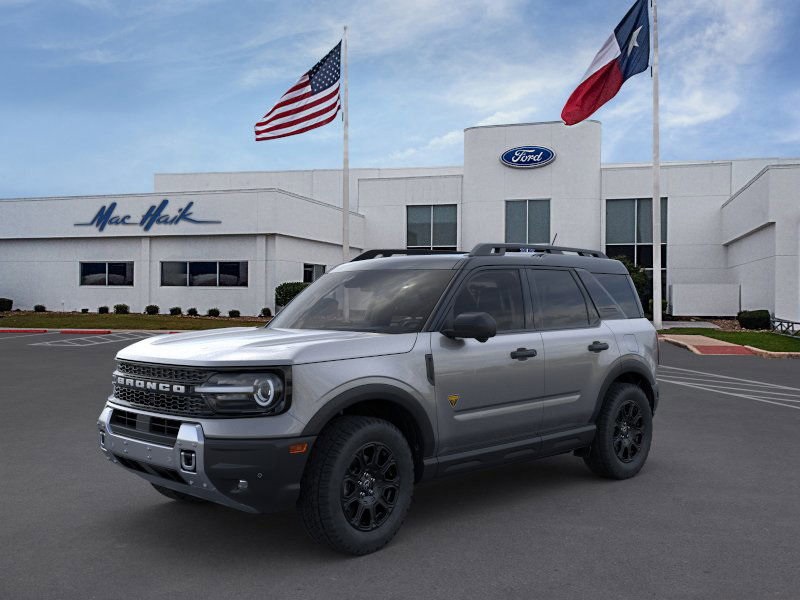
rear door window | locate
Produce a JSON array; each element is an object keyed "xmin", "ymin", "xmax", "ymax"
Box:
[{"xmin": 528, "ymin": 269, "xmax": 591, "ymax": 330}]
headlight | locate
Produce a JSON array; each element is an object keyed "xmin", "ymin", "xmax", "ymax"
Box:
[{"xmin": 196, "ymin": 372, "xmax": 286, "ymax": 415}]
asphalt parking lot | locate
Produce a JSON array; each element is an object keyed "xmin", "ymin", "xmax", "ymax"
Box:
[{"xmin": 1, "ymin": 331, "xmax": 799, "ymax": 600}]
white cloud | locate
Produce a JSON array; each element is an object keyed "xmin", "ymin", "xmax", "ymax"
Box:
[
  {"xmin": 389, "ymin": 129, "xmax": 462, "ymax": 162},
  {"xmin": 660, "ymin": 0, "xmax": 779, "ymax": 128}
]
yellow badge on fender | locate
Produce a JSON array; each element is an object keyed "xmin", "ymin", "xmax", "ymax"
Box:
[{"xmin": 447, "ymin": 394, "xmax": 459, "ymax": 408}]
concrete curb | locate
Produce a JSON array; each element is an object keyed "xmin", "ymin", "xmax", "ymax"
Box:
[
  {"xmin": 660, "ymin": 337, "xmax": 702, "ymax": 355},
  {"xmin": 743, "ymin": 345, "xmax": 800, "ymax": 359},
  {"xmin": 660, "ymin": 336, "xmax": 800, "ymax": 359}
]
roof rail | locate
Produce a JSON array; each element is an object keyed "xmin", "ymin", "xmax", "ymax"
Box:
[
  {"xmin": 351, "ymin": 248, "xmax": 464, "ymax": 262},
  {"xmin": 469, "ymin": 243, "xmax": 608, "ymax": 258}
]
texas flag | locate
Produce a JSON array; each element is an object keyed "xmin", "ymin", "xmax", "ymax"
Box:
[{"xmin": 561, "ymin": 0, "xmax": 650, "ymax": 126}]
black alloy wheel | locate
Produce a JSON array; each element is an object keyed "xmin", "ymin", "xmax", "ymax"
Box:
[
  {"xmin": 583, "ymin": 382, "xmax": 653, "ymax": 479},
  {"xmin": 299, "ymin": 415, "xmax": 414, "ymax": 555},
  {"xmin": 613, "ymin": 400, "xmax": 645, "ymax": 463},
  {"xmin": 340, "ymin": 442, "xmax": 400, "ymax": 531}
]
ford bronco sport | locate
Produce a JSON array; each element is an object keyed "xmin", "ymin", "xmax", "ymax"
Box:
[{"xmin": 97, "ymin": 243, "xmax": 658, "ymax": 555}]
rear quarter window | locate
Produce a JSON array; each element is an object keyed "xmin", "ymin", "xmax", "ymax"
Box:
[{"xmin": 593, "ymin": 273, "xmax": 643, "ymax": 319}]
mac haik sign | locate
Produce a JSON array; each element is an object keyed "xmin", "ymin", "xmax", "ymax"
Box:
[{"xmin": 75, "ymin": 199, "xmax": 221, "ymax": 232}]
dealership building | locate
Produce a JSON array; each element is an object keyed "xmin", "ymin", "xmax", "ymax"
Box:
[{"xmin": 1, "ymin": 120, "xmax": 798, "ymax": 321}]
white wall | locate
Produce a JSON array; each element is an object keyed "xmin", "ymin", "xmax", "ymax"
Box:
[
  {"xmin": 462, "ymin": 121, "xmax": 603, "ymax": 250},
  {"xmin": 0, "ymin": 188, "xmax": 364, "ymax": 248},
  {"xmin": 0, "ymin": 237, "xmax": 146, "ymax": 312},
  {"xmin": 669, "ymin": 284, "xmax": 740, "ymax": 317},
  {"xmin": 153, "ymin": 167, "xmax": 463, "ymax": 212},
  {"xmin": 721, "ymin": 165, "xmax": 800, "ymax": 320},
  {"xmin": 359, "ymin": 175, "xmax": 462, "ymax": 250},
  {"xmin": 0, "ymin": 188, "xmax": 367, "ymax": 315},
  {"xmin": 603, "ymin": 161, "xmax": 733, "ymax": 288}
]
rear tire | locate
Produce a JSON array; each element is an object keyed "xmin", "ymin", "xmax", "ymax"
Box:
[
  {"xmin": 151, "ymin": 483, "xmax": 206, "ymax": 503},
  {"xmin": 584, "ymin": 383, "xmax": 653, "ymax": 479},
  {"xmin": 298, "ymin": 416, "xmax": 414, "ymax": 555}
]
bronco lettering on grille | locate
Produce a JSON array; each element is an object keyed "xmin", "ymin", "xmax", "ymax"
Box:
[{"xmin": 115, "ymin": 376, "xmax": 187, "ymax": 394}]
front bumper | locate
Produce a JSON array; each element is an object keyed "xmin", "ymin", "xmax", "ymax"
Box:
[{"xmin": 97, "ymin": 405, "xmax": 315, "ymax": 514}]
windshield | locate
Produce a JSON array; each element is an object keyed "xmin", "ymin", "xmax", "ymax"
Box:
[{"xmin": 269, "ymin": 269, "xmax": 455, "ymax": 333}]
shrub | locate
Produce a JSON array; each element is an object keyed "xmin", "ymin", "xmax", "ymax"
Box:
[
  {"xmin": 737, "ymin": 309, "xmax": 771, "ymax": 330},
  {"xmin": 612, "ymin": 256, "xmax": 650, "ymax": 310},
  {"xmin": 260, "ymin": 307, "xmax": 272, "ymax": 318},
  {"xmin": 228, "ymin": 309, "xmax": 241, "ymax": 318},
  {"xmin": 98, "ymin": 306, "xmax": 109, "ymax": 314},
  {"xmin": 169, "ymin": 306, "xmax": 182, "ymax": 316},
  {"xmin": 207, "ymin": 308, "xmax": 220, "ymax": 317},
  {"xmin": 113, "ymin": 304, "xmax": 130, "ymax": 315},
  {"xmin": 187, "ymin": 307, "xmax": 198, "ymax": 316},
  {"xmin": 0, "ymin": 298, "xmax": 12, "ymax": 312},
  {"xmin": 34, "ymin": 304, "xmax": 46, "ymax": 312},
  {"xmin": 81, "ymin": 308, "xmax": 89, "ymax": 313},
  {"xmin": 275, "ymin": 282, "xmax": 310, "ymax": 307},
  {"xmin": 144, "ymin": 304, "xmax": 159, "ymax": 315}
]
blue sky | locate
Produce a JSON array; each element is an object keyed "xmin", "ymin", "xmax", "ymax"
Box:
[{"xmin": 1, "ymin": 0, "xmax": 799, "ymax": 198}]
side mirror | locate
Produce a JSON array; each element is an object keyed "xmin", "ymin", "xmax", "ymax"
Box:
[{"xmin": 442, "ymin": 312, "xmax": 497, "ymax": 343}]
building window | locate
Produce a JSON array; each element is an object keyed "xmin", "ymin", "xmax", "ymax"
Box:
[
  {"xmin": 160, "ymin": 261, "xmax": 248, "ymax": 287},
  {"xmin": 505, "ymin": 199, "xmax": 551, "ymax": 244},
  {"xmin": 605, "ymin": 197, "xmax": 668, "ymax": 294},
  {"xmin": 406, "ymin": 204, "xmax": 457, "ymax": 250},
  {"xmin": 303, "ymin": 263, "xmax": 326, "ymax": 283},
  {"xmin": 80, "ymin": 262, "xmax": 134, "ymax": 286}
]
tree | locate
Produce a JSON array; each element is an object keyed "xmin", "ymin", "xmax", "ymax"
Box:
[{"xmin": 610, "ymin": 255, "xmax": 650, "ymax": 310}]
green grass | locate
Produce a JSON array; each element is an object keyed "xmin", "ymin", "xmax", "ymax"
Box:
[
  {"xmin": 659, "ymin": 328, "xmax": 800, "ymax": 352},
  {"xmin": 0, "ymin": 311, "xmax": 268, "ymax": 331}
]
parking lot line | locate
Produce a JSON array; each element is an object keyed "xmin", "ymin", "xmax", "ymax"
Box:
[
  {"xmin": 659, "ymin": 365, "xmax": 800, "ymax": 411},
  {"xmin": 659, "ymin": 378, "xmax": 800, "ymax": 411},
  {"xmin": 656, "ymin": 375, "xmax": 800, "ymax": 393},
  {"xmin": 0, "ymin": 331, "xmax": 59, "ymax": 341},
  {"xmin": 659, "ymin": 365, "xmax": 800, "ymax": 391},
  {"xmin": 31, "ymin": 331, "xmax": 158, "ymax": 347}
]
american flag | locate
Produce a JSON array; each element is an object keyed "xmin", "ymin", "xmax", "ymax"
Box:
[{"xmin": 254, "ymin": 41, "xmax": 342, "ymax": 141}]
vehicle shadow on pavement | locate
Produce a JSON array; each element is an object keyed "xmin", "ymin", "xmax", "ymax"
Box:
[{"xmin": 98, "ymin": 454, "xmax": 617, "ymax": 561}]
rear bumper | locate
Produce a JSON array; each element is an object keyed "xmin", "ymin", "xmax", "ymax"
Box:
[{"xmin": 97, "ymin": 405, "xmax": 314, "ymax": 514}]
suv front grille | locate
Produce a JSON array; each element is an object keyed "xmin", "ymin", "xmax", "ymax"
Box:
[
  {"xmin": 113, "ymin": 360, "xmax": 214, "ymax": 417},
  {"xmin": 116, "ymin": 361, "xmax": 210, "ymax": 384},
  {"xmin": 113, "ymin": 384, "xmax": 213, "ymax": 417}
]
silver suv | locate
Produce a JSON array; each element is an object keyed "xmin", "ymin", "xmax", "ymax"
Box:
[{"xmin": 97, "ymin": 243, "xmax": 658, "ymax": 555}]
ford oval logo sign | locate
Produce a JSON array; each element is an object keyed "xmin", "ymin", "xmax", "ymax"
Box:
[{"xmin": 500, "ymin": 146, "xmax": 556, "ymax": 169}]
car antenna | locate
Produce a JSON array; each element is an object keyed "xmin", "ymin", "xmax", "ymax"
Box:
[{"xmin": 551, "ymin": 233, "xmax": 558, "ymax": 245}]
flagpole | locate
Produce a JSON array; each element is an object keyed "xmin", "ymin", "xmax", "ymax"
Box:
[
  {"xmin": 651, "ymin": 0, "xmax": 662, "ymax": 330},
  {"xmin": 341, "ymin": 25, "xmax": 350, "ymax": 262}
]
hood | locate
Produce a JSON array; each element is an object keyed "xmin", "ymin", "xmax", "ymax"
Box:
[{"xmin": 115, "ymin": 327, "xmax": 418, "ymax": 367}]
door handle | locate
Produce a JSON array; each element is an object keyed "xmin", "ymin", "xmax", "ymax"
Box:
[
  {"xmin": 588, "ymin": 341, "xmax": 610, "ymax": 353},
  {"xmin": 510, "ymin": 347, "xmax": 538, "ymax": 361}
]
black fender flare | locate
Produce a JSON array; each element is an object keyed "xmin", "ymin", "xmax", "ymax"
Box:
[
  {"xmin": 301, "ymin": 384, "xmax": 436, "ymax": 458},
  {"xmin": 591, "ymin": 357, "xmax": 658, "ymax": 421}
]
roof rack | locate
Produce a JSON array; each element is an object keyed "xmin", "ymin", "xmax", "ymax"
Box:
[
  {"xmin": 351, "ymin": 248, "xmax": 464, "ymax": 262},
  {"xmin": 469, "ymin": 243, "xmax": 608, "ymax": 258}
]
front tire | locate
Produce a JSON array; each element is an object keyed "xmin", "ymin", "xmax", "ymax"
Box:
[
  {"xmin": 583, "ymin": 383, "xmax": 653, "ymax": 479},
  {"xmin": 298, "ymin": 416, "xmax": 414, "ymax": 555}
]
